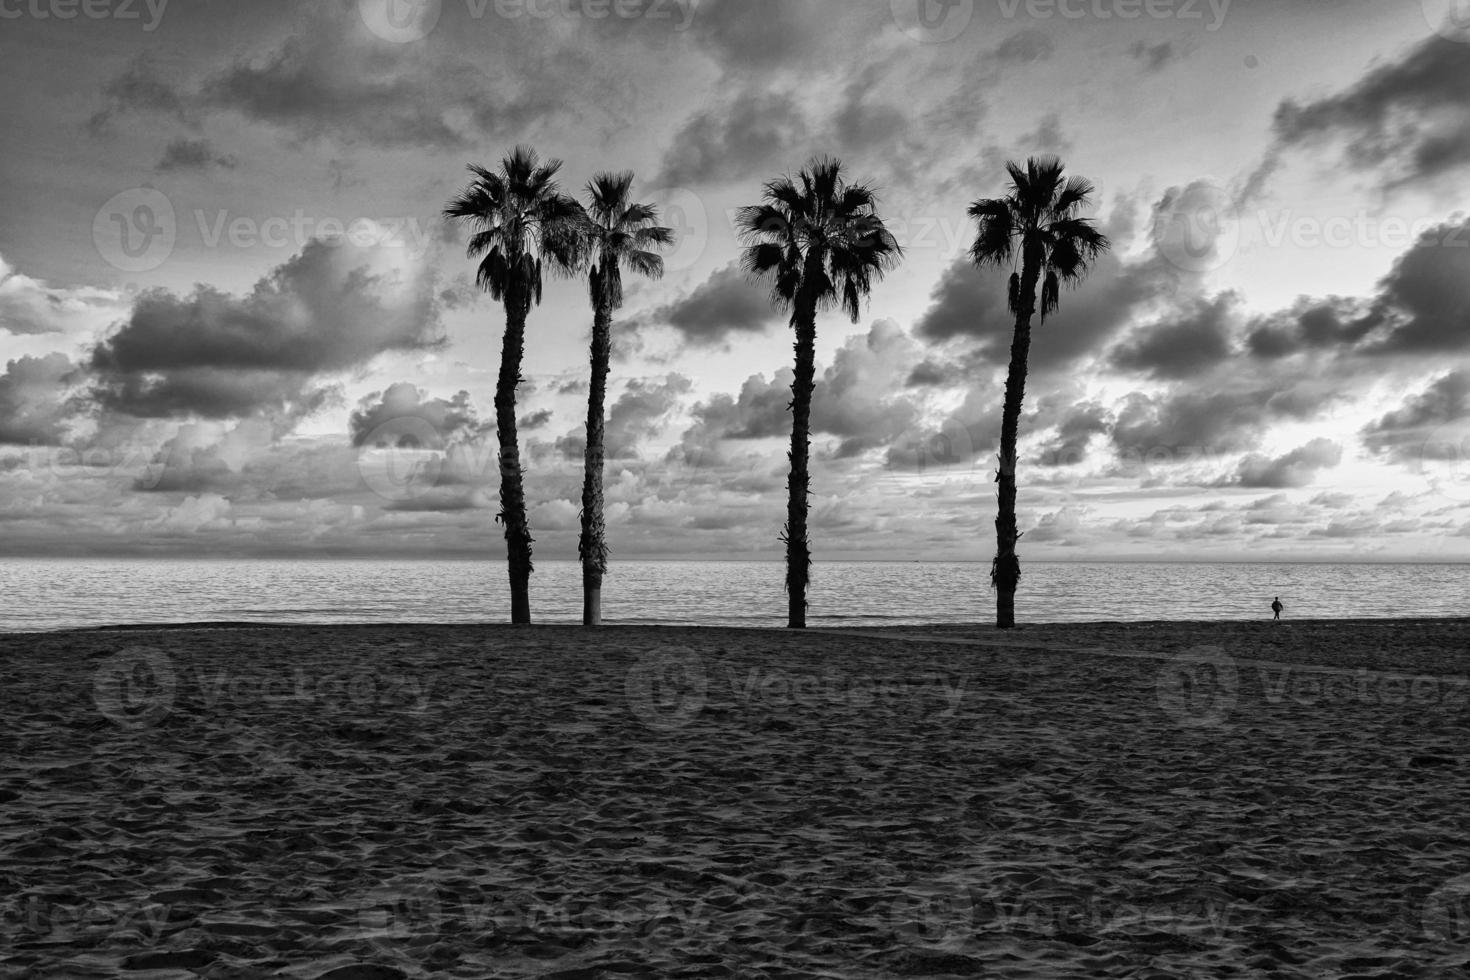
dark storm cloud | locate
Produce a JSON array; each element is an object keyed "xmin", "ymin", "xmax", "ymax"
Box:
[
  {"xmin": 643, "ymin": 262, "xmax": 776, "ymax": 346},
  {"xmin": 1129, "ymin": 40, "xmax": 1185, "ymax": 72},
  {"xmin": 89, "ymin": 7, "xmax": 574, "ymax": 150},
  {"xmin": 1361, "ymin": 370, "xmax": 1470, "ymax": 462},
  {"xmin": 915, "ymin": 247, "xmax": 1159, "ymax": 371},
  {"xmin": 1242, "ymin": 218, "xmax": 1470, "ymax": 360},
  {"xmin": 605, "ymin": 375, "xmax": 691, "ymax": 459},
  {"xmin": 832, "ymin": 65, "xmax": 911, "ymax": 155},
  {"xmin": 993, "ymin": 29, "xmax": 1055, "ymax": 65},
  {"xmin": 911, "ymin": 255, "xmax": 1012, "ymax": 353},
  {"xmin": 1110, "ymin": 381, "xmax": 1333, "ymax": 456},
  {"xmin": 654, "ymin": 91, "xmax": 806, "ymax": 187},
  {"xmin": 1231, "ymin": 438, "xmax": 1343, "ymax": 489},
  {"xmin": 1245, "ymin": 297, "xmax": 1384, "ymax": 359},
  {"xmin": 90, "ymin": 240, "xmax": 443, "ymax": 420},
  {"xmin": 1022, "ymin": 113, "xmax": 1071, "ymax": 155},
  {"xmin": 552, "ymin": 375, "xmax": 690, "ymax": 461},
  {"xmin": 691, "ymin": 372, "xmax": 792, "ymax": 442},
  {"xmin": 0, "ymin": 354, "xmax": 79, "ymax": 446},
  {"xmin": 88, "ymin": 55, "xmax": 194, "ymax": 134},
  {"xmin": 1363, "ymin": 219, "xmax": 1470, "ymax": 355},
  {"xmin": 1036, "ymin": 402, "xmax": 1110, "ymax": 467},
  {"xmin": 1271, "ymin": 37, "xmax": 1470, "ymax": 188},
  {"xmin": 1109, "ymin": 293, "xmax": 1238, "ymax": 380},
  {"xmin": 808, "ymin": 321, "xmax": 923, "ymax": 458},
  {"xmin": 685, "ymin": 0, "xmax": 853, "ymax": 71},
  {"xmin": 349, "ymin": 385, "xmax": 483, "ymax": 448},
  {"xmin": 155, "ymin": 138, "xmax": 237, "ymax": 173}
]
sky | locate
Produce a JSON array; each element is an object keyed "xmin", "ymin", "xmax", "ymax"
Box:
[{"xmin": 1, "ymin": 0, "xmax": 1469, "ymax": 561}]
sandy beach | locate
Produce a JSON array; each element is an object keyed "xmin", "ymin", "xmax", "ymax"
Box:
[{"xmin": 3, "ymin": 620, "xmax": 1469, "ymax": 978}]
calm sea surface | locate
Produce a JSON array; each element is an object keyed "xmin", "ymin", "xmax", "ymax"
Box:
[{"xmin": 0, "ymin": 559, "xmax": 1465, "ymax": 633}]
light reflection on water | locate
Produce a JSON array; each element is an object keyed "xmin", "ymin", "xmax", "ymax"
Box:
[{"xmin": 0, "ymin": 559, "xmax": 1466, "ymax": 633}]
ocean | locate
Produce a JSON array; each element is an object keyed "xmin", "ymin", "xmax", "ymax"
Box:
[{"xmin": 0, "ymin": 559, "xmax": 1465, "ymax": 633}]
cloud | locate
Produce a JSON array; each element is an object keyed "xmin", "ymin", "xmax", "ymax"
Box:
[
  {"xmin": 685, "ymin": 0, "xmax": 856, "ymax": 72},
  {"xmin": 1245, "ymin": 297, "xmax": 1383, "ymax": 359},
  {"xmin": 690, "ymin": 372, "xmax": 792, "ymax": 443},
  {"xmin": 90, "ymin": 238, "xmax": 443, "ymax": 420},
  {"xmin": 561, "ymin": 374, "xmax": 692, "ymax": 460},
  {"xmin": 1271, "ymin": 37, "xmax": 1470, "ymax": 189},
  {"xmin": 1021, "ymin": 112, "xmax": 1071, "ymax": 155},
  {"xmin": 88, "ymin": 55, "xmax": 194, "ymax": 134},
  {"xmin": 1109, "ymin": 292, "xmax": 1239, "ymax": 380},
  {"xmin": 914, "ymin": 189, "xmax": 1207, "ymax": 373},
  {"xmin": 0, "ymin": 254, "xmax": 126, "ymax": 336},
  {"xmin": 993, "ymin": 29, "xmax": 1055, "ymax": 65},
  {"xmin": 1362, "ymin": 218, "xmax": 1470, "ymax": 355},
  {"xmin": 349, "ymin": 384, "xmax": 484, "ymax": 448},
  {"xmin": 1361, "ymin": 370, "xmax": 1470, "ymax": 462},
  {"xmin": 654, "ymin": 91, "xmax": 806, "ymax": 187},
  {"xmin": 807, "ymin": 320, "xmax": 926, "ymax": 458},
  {"xmin": 914, "ymin": 246, "xmax": 1158, "ymax": 372},
  {"xmin": 1110, "ymin": 380, "xmax": 1334, "ymax": 456},
  {"xmin": 155, "ymin": 138, "xmax": 238, "ymax": 172},
  {"xmin": 1129, "ymin": 40, "xmax": 1186, "ymax": 72},
  {"xmin": 641, "ymin": 262, "xmax": 776, "ymax": 346},
  {"xmin": 89, "ymin": 7, "xmax": 578, "ymax": 150},
  {"xmin": 1242, "ymin": 218, "xmax": 1470, "ymax": 360},
  {"xmin": 0, "ymin": 354, "xmax": 80, "ymax": 446},
  {"xmin": 1035, "ymin": 402, "xmax": 1110, "ymax": 467},
  {"xmin": 1231, "ymin": 438, "xmax": 1343, "ymax": 489}
]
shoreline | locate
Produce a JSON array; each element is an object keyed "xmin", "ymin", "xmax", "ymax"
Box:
[{"xmin": 28, "ymin": 613, "xmax": 1470, "ymax": 634}]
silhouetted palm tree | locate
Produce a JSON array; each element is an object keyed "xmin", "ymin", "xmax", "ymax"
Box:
[
  {"xmin": 576, "ymin": 172, "xmax": 673, "ymax": 627},
  {"xmin": 969, "ymin": 156, "xmax": 1109, "ymax": 628},
  {"xmin": 443, "ymin": 146, "xmax": 584, "ymax": 624},
  {"xmin": 738, "ymin": 158, "xmax": 902, "ymax": 629}
]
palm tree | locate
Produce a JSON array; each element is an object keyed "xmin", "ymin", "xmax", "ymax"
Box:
[
  {"xmin": 443, "ymin": 146, "xmax": 584, "ymax": 624},
  {"xmin": 969, "ymin": 156, "xmax": 1109, "ymax": 629},
  {"xmin": 576, "ymin": 172, "xmax": 674, "ymax": 627},
  {"xmin": 738, "ymin": 158, "xmax": 902, "ymax": 629}
]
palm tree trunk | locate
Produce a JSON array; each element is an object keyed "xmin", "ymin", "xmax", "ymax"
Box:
[
  {"xmin": 579, "ymin": 299, "xmax": 613, "ymax": 627},
  {"xmin": 497, "ymin": 281, "xmax": 534, "ymax": 625},
  {"xmin": 995, "ymin": 249, "xmax": 1041, "ymax": 629},
  {"xmin": 786, "ymin": 301, "xmax": 818, "ymax": 630}
]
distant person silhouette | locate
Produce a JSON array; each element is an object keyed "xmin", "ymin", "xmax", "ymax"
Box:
[{"xmin": 1271, "ymin": 597, "xmax": 1283, "ymax": 621}]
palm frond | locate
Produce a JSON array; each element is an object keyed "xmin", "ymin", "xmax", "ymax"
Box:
[
  {"xmin": 1039, "ymin": 271, "xmax": 1060, "ymax": 324},
  {"xmin": 969, "ymin": 198, "xmax": 1015, "ymax": 268}
]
